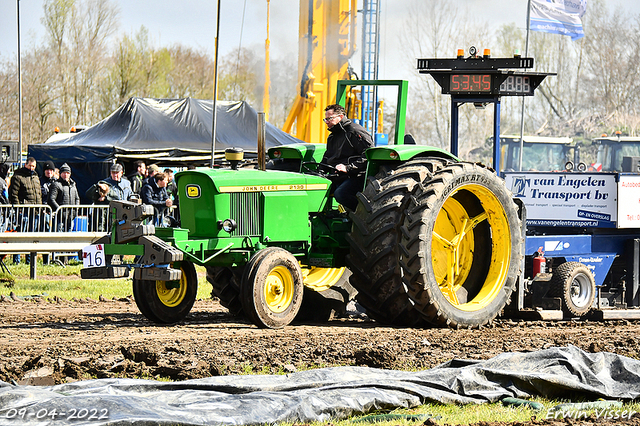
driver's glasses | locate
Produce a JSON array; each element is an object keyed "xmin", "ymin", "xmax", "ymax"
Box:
[{"xmin": 323, "ymin": 115, "xmax": 340, "ymax": 123}]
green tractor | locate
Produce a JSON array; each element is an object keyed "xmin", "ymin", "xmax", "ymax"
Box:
[{"xmin": 82, "ymin": 135, "xmax": 522, "ymax": 329}]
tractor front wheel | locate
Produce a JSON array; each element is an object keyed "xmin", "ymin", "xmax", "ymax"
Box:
[
  {"xmin": 133, "ymin": 261, "xmax": 198, "ymax": 324},
  {"xmin": 241, "ymin": 247, "xmax": 304, "ymax": 328}
]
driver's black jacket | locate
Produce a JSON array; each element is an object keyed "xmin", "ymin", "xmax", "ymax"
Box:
[{"xmin": 321, "ymin": 117, "xmax": 374, "ymax": 177}]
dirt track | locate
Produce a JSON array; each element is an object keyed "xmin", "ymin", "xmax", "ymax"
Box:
[{"xmin": 2, "ymin": 297, "xmax": 640, "ymax": 386}]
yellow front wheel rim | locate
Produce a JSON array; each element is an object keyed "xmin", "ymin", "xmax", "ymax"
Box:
[
  {"xmin": 432, "ymin": 184, "xmax": 511, "ymax": 312},
  {"xmin": 156, "ymin": 267, "xmax": 187, "ymax": 307},
  {"xmin": 264, "ymin": 265, "xmax": 295, "ymax": 313}
]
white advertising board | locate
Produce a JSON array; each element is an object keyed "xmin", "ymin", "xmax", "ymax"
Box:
[
  {"xmin": 503, "ymin": 172, "xmax": 618, "ymax": 228},
  {"xmin": 617, "ymin": 175, "xmax": 640, "ymax": 228}
]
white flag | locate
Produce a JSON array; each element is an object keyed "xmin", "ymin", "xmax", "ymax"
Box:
[{"xmin": 530, "ymin": 0, "xmax": 587, "ymax": 41}]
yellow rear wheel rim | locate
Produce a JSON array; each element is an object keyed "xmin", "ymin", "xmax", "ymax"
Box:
[
  {"xmin": 301, "ymin": 266, "xmax": 346, "ymax": 291},
  {"xmin": 156, "ymin": 266, "xmax": 187, "ymax": 307},
  {"xmin": 264, "ymin": 265, "xmax": 295, "ymax": 313},
  {"xmin": 432, "ymin": 184, "xmax": 511, "ymax": 312}
]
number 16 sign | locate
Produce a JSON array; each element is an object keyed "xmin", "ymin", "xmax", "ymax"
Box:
[{"xmin": 82, "ymin": 244, "xmax": 105, "ymax": 268}]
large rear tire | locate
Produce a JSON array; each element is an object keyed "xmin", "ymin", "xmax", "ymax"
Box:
[
  {"xmin": 241, "ymin": 247, "xmax": 304, "ymax": 329},
  {"xmin": 207, "ymin": 266, "xmax": 243, "ymax": 315},
  {"xmin": 133, "ymin": 261, "xmax": 198, "ymax": 324},
  {"xmin": 347, "ymin": 158, "xmax": 451, "ymax": 326},
  {"xmin": 549, "ymin": 262, "xmax": 595, "ymax": 317},
  {"xmin": 400, "ymin": 163, "xmax": 522, "ymax": 328}
]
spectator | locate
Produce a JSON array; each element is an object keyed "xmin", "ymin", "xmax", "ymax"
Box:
[
  {"xmin": 143, "ymin": 164, "xmax": 160, "ymax": 186},
  {"xmin": 0, "ymin": 164, "xmax": 9, "ymax": 236},
  {"xmin": 86, "ymin": 163, "xmax": 132, "ymax": 203},
  {"xmin": 9, "ymin": 157, "xmax": 41, "ymax": 264},
  {"xmin": 48, "ymin": 163, "xmax": 80, "ymax": 231},
  {"xmin": 40, "ymin": 160, "xmax": 57, "ymax": 202},
  {"xmin": 0, "ymin": 164, "xmax": 9, "ymax": 205},
  {"xmin": 164, "ymin": 168, "xmax": 178, "ymax": 204},
  {"xmin": 10, "ymin": 157, "xmax": 41, "ymax": 205},
  {"xmin": 141, "ymin": 172, "xmax": 172, "ymax": 224},
  {"xmin": 129, "ymin": 160, "xmax": 146, "ymax": 195},
  {"xmin": 39, "ymin": 160, "xmax": 57, "ymax": 264}
]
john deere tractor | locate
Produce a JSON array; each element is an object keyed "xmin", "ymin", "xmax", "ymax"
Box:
[{"xmin": 81, "ymin": 135, "xmax": 522, "ymax": 329}]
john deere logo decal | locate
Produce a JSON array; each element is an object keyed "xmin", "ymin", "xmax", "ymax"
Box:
[{"xmin": 186, "ymin": 184, "xmax": 201, "ymax": 199}]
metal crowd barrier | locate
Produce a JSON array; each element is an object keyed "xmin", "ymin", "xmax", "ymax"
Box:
[
  {"xmin": 0, "ymin": 205, "xmax": 110, "ymax": 278},
  {"xmin": 0, "ymin": 204, "xmax": 180, "ymax": 278},
  {"xmin": 52, "ymin": 205, "xmax": 111, "ymax": 232},
  {"xmin": 0, "ymin": 204, "xmax": 110, "ymax": 234}
]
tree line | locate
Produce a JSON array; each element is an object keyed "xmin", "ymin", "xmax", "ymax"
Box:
[
  {"xmin": 0, "ymin": 0, "xmax": 297, "ymax": 148},
  {"xmin": 397, "ymin": 0, "xmax": 640, "ymax": 164}
]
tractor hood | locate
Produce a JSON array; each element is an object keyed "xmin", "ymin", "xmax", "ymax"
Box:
[{"xmin": 176, "ymin": 168, "xmax": 331, "ymax": 194}]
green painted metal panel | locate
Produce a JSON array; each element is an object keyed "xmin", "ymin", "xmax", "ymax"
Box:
[
  {"xmin": 366, "ymin": 145, "xmax": 459, "ymax": 162},
  {"xmin": 267, "ymin": 143, "xmax": 327, "ymax": 163},
  {"xmin": 262, "ymin": 192, "xmax": 311, "ymax": 243},
  {"xmin": 177, "ymin": 168, "xmax": 330, "ymax": 194}
]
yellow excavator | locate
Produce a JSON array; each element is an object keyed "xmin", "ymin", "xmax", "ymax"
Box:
[{"xmin": 282, "ymin": 0, "xmax": 359, "ymax": 144}]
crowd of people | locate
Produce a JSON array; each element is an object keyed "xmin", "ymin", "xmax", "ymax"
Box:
[
  {"xmin": 0, "ymin": 158, "xmax": 178, "ymax": 230},
  {"xmin": 84, "ymin": 160, "xmax": 178, "ymax": 222},
  {"xmin": 0, "ymin": 158, "xmax": 178, "ymax": 265}
]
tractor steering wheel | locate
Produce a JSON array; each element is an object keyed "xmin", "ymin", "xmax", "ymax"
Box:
[{"xmin": 301, "ymin": 162, "xmax": 339, "ymax": 177}]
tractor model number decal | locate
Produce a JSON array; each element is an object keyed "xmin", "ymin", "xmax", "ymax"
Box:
[
  {"xmin": 218, "ymin": 184, "xmax": 328, "ymax": 193},
  {"xmin": 186, "ymin": 184, "xmax": 201, "ymax": 199}
]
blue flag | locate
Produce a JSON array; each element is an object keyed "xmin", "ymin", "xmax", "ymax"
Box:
[{"xmin": 530, "ymin": 0, "xmax": 587, "ymax": 41}]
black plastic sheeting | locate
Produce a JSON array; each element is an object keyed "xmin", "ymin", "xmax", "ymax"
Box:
[
  {"xmin": 35, "ymin": 98, "xmax": 300, "ymax": 156},
  {"xmin": 29, "ymin": 98, "xmax": 302, "ymax": 202},
  {"xmin": 1, "ymin": 346, "xmax": 639, "ymax": 426}
]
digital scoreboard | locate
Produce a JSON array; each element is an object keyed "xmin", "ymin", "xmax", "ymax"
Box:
[
  {"xmin": 416, "ymin": 50, "xmax": 554, "ymax": 96},
  {"xmin": 449, "ymin": 74, "xmax": 492, "ymax": 93}
]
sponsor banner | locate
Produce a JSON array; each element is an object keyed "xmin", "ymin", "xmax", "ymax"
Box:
[
  {"xmin": 504, "ymin": 172, "xmax": 617, "ymax": 227},
  {"xmin": 617, "ymin": 175, "xmax": 640, "ymax": 228}
]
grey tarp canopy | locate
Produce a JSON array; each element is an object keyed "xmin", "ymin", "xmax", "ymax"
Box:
[
  {"xmin": 28, "ymin": 97, "xmax": 302, "ymax": 202},
  {"xmin": 1, "ymin": 346, "xmax": 640, "ymax": 426}
]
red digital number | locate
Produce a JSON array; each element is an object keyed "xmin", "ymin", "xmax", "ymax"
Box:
[
  {"xmin": 472, "ymin": 74, "xmax": 481, "ymax": 91},
  {"xmin": 451, "ymin": 75, "xmax": 460, "ymax": 91},
  {"xmin": 451, "ymin": 74, "xmax": 492, "ymax": 92},
  {"xmin": 482, "ymin": 75, "xmax": 491, "ymax": 91}
]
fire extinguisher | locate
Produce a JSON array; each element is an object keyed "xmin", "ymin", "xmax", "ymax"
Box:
[{"xmin": 533, "ymin": 247, "xmax": 546, "ymax": 276}]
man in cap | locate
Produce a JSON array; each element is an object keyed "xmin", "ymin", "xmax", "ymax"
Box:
[
  {"xmin": 87, "ymin": 163, "xmax": 132, "ymax": 203},
  {"xmin": 143, "ymin": 164, "xmax": 160, "ymax": 187},
  {"xmin": 104, "ymin": 163, "xmax": 132, "ymax": 201},
  {"xmin": 48, "ymin": 163, "xmax": 80, "ymax": 231},
  {"xmin": 40, "ymin": 160, "xmax": 57, "ymax": 203}
]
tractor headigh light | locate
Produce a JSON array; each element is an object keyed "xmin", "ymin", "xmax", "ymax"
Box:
[{"xmin": 218, "ymin": 219, "xmax": 237, "ymax": 233}]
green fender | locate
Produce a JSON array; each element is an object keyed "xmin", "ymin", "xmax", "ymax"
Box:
[
  {"xmin": 268, "ymin": 143, "xmax": 327, "ymax": 163},
  {"xmin": 366, "ymin": 145, "xmax": 459, "ymax": 177}
]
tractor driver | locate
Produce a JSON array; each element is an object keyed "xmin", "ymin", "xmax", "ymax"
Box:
[{"xmin": 321, "ymin": 104, "xmax": 374, "ymax": 211}]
